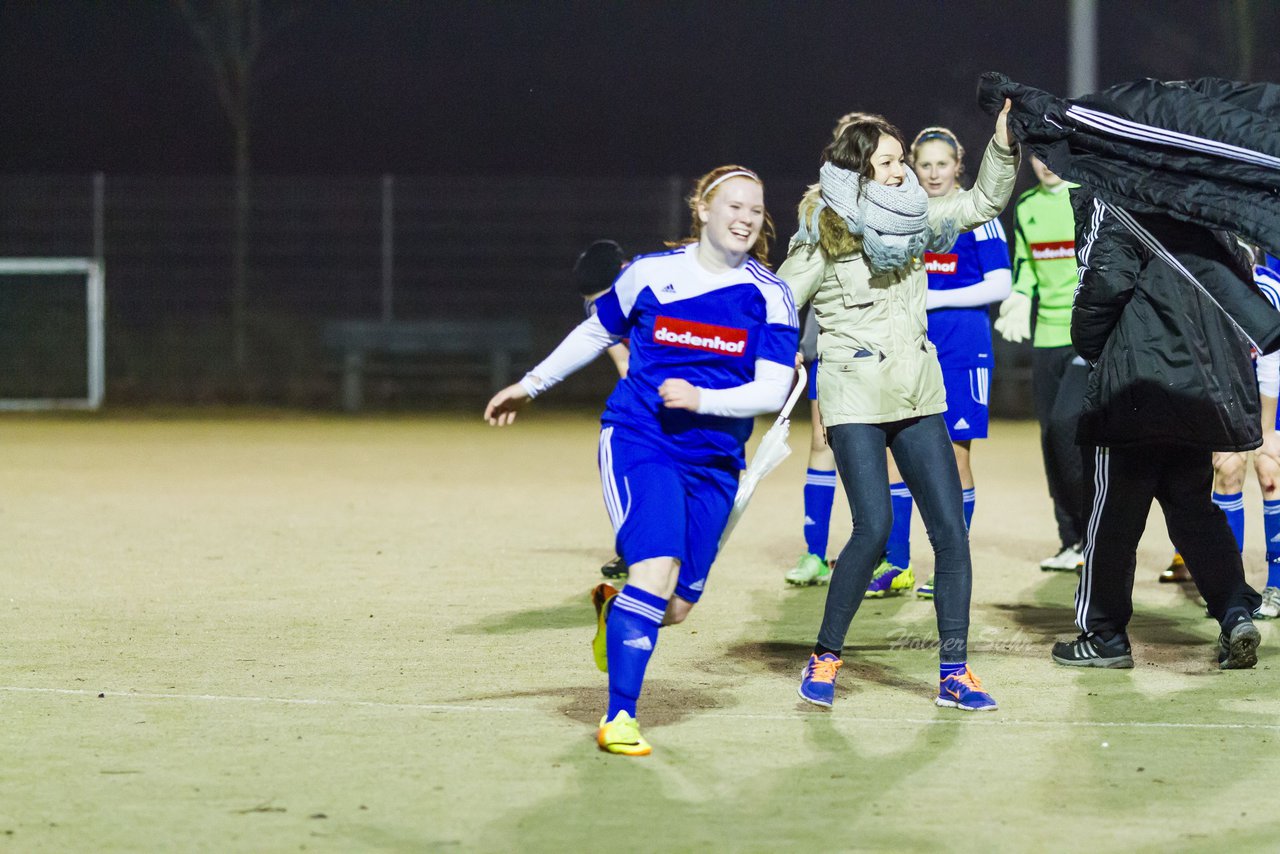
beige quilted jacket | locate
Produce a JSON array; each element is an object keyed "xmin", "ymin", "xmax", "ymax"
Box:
[{"xmin": 778, "ymin": 137, "xmax": 1019, "ymax": 425}]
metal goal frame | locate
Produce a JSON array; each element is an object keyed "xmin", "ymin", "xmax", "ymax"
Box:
[{"xmin": 0, "ymin": 258, "xmax": 104, "ymax": 411}]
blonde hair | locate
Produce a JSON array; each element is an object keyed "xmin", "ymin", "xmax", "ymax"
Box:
[
  {"xmin": 910, "ymin": 126, "xmax": 966, "ymax": 182},
  {"xmin": 832, "ymin": 111, "xmax": 878, "ymax": 138},
  {"xmin": 666, "ymin": 164, "xmax": 775, "ymax": 266}
]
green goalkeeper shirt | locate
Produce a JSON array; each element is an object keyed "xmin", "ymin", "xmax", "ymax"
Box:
[{"xmin": 1012, "ymin": 182, "xmax": 1078, "ymax": 349}]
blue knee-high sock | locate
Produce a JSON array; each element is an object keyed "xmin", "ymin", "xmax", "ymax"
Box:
[
  {"xmin": 1212, "ymin": 491, "xmax": 1245, "ymax": 553},
  {"xmin": 606, "ymin": 585, "xmax": 667, "ymax": 720},
  {"xmin": 1264, "ymin": 499, "xmax": 1280, "ymax": 587},
  {"xmin": 962, "ymin": 487, "xmax": 976, "ymax": 531},
  {"xmin": 803, "ymin": 468, "xmax": 837, "ymax": 558},
  {"xmin": 886, "ymin": 482, "xmax": 913, "ymax": 568}
]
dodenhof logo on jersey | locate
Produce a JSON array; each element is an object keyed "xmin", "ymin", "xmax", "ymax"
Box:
[
  {"xmin": 653, "ymin": 316, "xmax": 748, "ymax": 356},
  {"xmin": 923, "ymin": 253, "xmax": 958, "ymax": 275},
  {"xmin": 1031, "ymin": 240, "xmax": 1075, "ymax": 261}
]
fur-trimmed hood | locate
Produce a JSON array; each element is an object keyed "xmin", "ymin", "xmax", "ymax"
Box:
[{"xmin": 795, "ymin": 183, "xmax": 862, "ymax": 259}]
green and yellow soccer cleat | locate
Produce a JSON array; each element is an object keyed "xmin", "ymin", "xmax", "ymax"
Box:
[
  {"xmin": 597, "ymin": 710, "xmax": 651, "ymax": 756},
  {"xmin": 785, "ymin": 553, "xmax": 832, "ymax": 587},
  {"xmin": 865, "ymin": 559, "xmax": 914, "ymax": 598},
  {"xmin": 915, "ymin": 576, "xmax": 935, "ymax": 599},
  {"xmin": 591, "ymin": 583, "xmax": 617, "ymax": 673}
]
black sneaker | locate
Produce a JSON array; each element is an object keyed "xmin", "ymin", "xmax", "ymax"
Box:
[
  {"xmin": 1051, "ymin": 632, "xmax": 1135, "ymax": 668},
  {"xmin": 600, "ymin": 555, "xmax": 629, "ymax": 581},
  {"xmin": 1217, "ymin": 621, "xmax": 1261, "ymax": 670}
]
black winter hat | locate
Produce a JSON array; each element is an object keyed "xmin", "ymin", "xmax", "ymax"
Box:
[{"xmin": 573, "ymin": 239, "xmax": 626, "ymax": 296}]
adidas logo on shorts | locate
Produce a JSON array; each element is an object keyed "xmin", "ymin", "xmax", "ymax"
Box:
[{"xmin": 623, "ymin": 636, "xmax": 654, "ymax": 651}]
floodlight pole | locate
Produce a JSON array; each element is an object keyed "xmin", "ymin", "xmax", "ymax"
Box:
[
  {"xmin": 1068, "ymin": 0, "xmax": 1098, "ymax": 97},
  {"xmin": 92, "ymin": 172, "xmax": 105, "ymax": 260}
]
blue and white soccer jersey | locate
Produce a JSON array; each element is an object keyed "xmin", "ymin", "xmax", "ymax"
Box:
[
  {"xmin": 923, "ymin": 221, "xmax": 1010, "ymax": 441},
  {"xmin": 1255, "ymin": 263, "xmax": 1280, "ymax": 429},
  {"xmin": 592, "ymin": 245, "xmax": 798, "ymax": 601}
]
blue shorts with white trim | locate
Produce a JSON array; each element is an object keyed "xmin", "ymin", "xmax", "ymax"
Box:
[
  {"xmin": 941, "ymin": 365, "xmax": 990, "ymax": 441},
  {"xmin": 597, "ymin": 424, "xmax": 737, "ymax": 603}
]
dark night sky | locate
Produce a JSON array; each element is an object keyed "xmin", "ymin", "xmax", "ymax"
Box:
[{"xmin": 1, "ymin": 1, "xmax": 1276, "ymax": 179}]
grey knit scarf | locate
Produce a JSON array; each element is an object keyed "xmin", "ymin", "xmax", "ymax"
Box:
[{"xmin": 797, "ymin": 162, "xmax": 959, "ymax": 274}]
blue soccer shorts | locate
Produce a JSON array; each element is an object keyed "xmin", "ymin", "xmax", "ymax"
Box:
[
  {"xmin": 597, "ymin": 424, "xmax": 737, "ymax": 603},
  {"xmin": 807, "ymin": 358, "xmax": 819, "ymax": 401},
  {"xmin": 941, "ymin": 365, "xmax": 990, "ymax": 441}
]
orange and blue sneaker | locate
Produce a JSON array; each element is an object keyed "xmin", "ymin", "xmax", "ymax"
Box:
[
  {"xmin": 797, "ymin": 653, "xmax": 843, "ymax": 708},
  {"xmin": 597, "ymin": 710, "xmax": 651, "ymax": 756},
  {"xmin": 865, "ymin": 559, "xmax": 914, "ymax": 598},
  {"xmin": 936, "ymin": 666, "xmax": 998, "ymax": 711},
  {"xmin": 591, "ymin": 583, "xmax": 618, "ymax": 673}
]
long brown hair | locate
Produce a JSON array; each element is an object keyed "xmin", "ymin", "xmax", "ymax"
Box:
[
  {"xmin": 822, "ymin": 114, "xmax": 907, "ymax": 188},
  {"xmin": 666, "ymin": 164, "xmax": 775, "ymax": 267},
  {"xmin": 803, "ymin": 113, "xmax": 907, "ymax": 258}
]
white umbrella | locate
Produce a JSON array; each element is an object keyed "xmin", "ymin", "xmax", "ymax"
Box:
[{"xmin": 719, "ymin": 365, "xmax": 808, "ymax": 549}]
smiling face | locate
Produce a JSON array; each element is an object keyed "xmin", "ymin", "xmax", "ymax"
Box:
[
  {"xmin": 869, "ymin": 134, "xmax": 907, "ymax": 187},
  {"xmin": 913, "ymin": 139, "xmax": 959, "ymax": 198},
  {"xmin": 697, "ymin": 177, "xmax": 765, "ymax": 261}
]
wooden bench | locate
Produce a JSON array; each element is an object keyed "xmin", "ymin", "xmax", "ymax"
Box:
[{"xmin": 323, "ymin": 319, "xmax": 533, "ymax": 411}]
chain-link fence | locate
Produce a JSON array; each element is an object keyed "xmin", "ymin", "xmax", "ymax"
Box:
[{"xmin": 0, "ymin": 173, "xmax": 1032, "ymax": 412}]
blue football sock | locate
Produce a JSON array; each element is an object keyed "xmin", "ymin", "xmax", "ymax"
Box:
[
  {"xmin": 1264, "ymin": 499, "xmax": 1280, "ymax": 587},
  {"xmin": 1212, "ymin": 491, "xmax": 1245, "ymax": 553},
  {"xmin": 886, "ymin": 482, "xmax": 913, "ymax": 568},
  {"xmin": 940, "ymin": 660, "xmax": 966, "ymax": 680},
  {"xmin": 962, "ymin": 487, "xmax": 976, "ymax": 531},
  {"xmin": 803, "ymin": 468, "xmax": 837, "ymax": 558},
  {"xmin": 606, "ymin": 585, "xmax": 667, "ymax": 720}
]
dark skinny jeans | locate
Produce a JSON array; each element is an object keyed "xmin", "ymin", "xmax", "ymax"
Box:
[{"xmin": 817, "ymin": 414, "xmax": 971, "ymax": 663}]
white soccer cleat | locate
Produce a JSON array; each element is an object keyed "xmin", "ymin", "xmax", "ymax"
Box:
[
  {"xmin": 1040, "ymin": 544, "xmax": 1083, "ymax": 572},
  {"xmin": 1257, "ymin": 586, "xmax": 1280, "ymax": 619}
]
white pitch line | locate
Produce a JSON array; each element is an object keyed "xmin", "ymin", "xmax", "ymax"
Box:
[{"xmin": 3, "ymin": 685, "xmax": 1279, "ymax": 731}]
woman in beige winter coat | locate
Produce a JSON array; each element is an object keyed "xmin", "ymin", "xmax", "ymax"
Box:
[{"xmin": 787, "ymin": 101, "xmax": 1018, "ymax": 712}]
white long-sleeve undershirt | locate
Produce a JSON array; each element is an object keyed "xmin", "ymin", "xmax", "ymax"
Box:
[
  {"xmin": 696, "ymin": 359, "xmax": 793, "ymax": 418},
  {"xmin": 518, "ymin": 314, "xmax": 793, "ymax": 418},
  {"xmin": 519, "ymin": 314, "xmax": 619, "ymax": 397},
  {"xmin": 925, "ymin": 268, "xmax": 1013, "ymax": 311},
  {"xmin": 1258, "ymin": 349, "xmax": 1280, "ymax": 399}
]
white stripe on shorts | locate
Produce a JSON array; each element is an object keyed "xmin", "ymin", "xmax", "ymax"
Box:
[
  {"xmin": 598, "ymin": 427, "xmax": 631, "ymax": 532},
  {"xmin": 969, "ymin": 367, "xmax": 990, "ymax": 406}
]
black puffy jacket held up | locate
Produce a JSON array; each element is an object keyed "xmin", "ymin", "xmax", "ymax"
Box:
[
  {"xmin": 1070, "ymin": 188, "xmax": 1261, "ymax": 452},
  {"xmin": 978, "ymin": 72, "xmax": 1280, "ymax": 355}
]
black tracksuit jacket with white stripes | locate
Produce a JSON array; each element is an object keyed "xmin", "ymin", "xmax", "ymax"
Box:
[
  {"xmin": 1070, "ymin": 188, "xmax": 1260, "ymax": 452},
  {"xmin": 978, "ymin": 72, "xmax": 1280, "ymax": 356}
]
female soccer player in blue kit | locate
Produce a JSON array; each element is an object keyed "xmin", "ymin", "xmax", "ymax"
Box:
[{"xmin": 485, "ymin": 165, "xmax": 799, "ymax": 756}]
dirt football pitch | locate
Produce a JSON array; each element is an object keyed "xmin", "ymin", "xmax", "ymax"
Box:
[{"xmin": 1, "ymin": 411, "xmax": 1277, "ymax": 852}]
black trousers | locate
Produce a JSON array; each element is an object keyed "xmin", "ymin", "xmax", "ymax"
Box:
[
  {"xmin": 1032, "ymin": 346, "xmax": 1089, "ymax": 550},
  {"xmin": 1076, "ymin": 444, "xmax": 1261, "ymax": 636}
]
